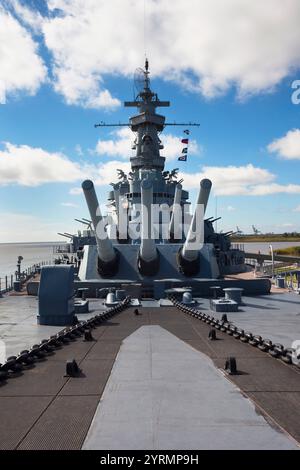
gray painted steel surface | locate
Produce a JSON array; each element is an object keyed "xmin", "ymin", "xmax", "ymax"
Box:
[
  {"xmin": 82, "ymin": 179, "xmax": 115, "ymax": 263},
  {"xmin": 83, "ymin": 326, "xmax": 297, "ymax": 450}
]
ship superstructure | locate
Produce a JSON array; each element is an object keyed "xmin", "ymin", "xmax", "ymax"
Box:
[{"xmin": 73, "ymin": 61, "xmax": 253, "ymax": 298}]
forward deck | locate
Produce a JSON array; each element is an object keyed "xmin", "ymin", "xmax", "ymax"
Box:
[{"xmin": 0, "ymin": 296, "xmax": 300, "ymax": 449}]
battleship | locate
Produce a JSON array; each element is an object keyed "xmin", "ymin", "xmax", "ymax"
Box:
[{"xmin": 0, "ymin": 61, "xmax": 300, "ymax": 451}]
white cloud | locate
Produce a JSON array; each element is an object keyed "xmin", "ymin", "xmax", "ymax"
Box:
[
  {"xmin": 4, "ymin": 0, "xmax": 300, "ymax": 106},
  {"xmin": 95, "ymin": 128, "xmax": 199, "ymax": 161},
  {"xmin": 226, "ymin": 206, "xmax": 236, "ymax": 212},
  {"xmin": 0, "ymin": 7, "xmax": 46, "ymax": 103},
  {"xmin": 0, "ymin": 142, "xmax": 85, "ymax": 186},
  {"xmin": 0, "ymin": 141, "xmax": 131, "ymax": 187},
  {"xmin": 250, "ymin": 183, "xmax": 300, "ymax": 196},
  {"xmin": 69, "ymin": 187, "xmax": 82, "ymax": 195},
  {"xmin": 38, "ymin": 0, "xmax": 300, "ymax": 104},
  {"xmin": 61, "ymin": 202, "xmax": 79, "ymax": 208},
  {"xmin": 293, "ymin": 205, "xmax": 300, "ymax": 212},
  {"xmin": 75, "ymin": 145, "xmax": 83, "ymax": 156},
  {"xmin": 95, "ymin": 128, "xmax": 134, "ymax": 159},
  {"xmin": 281, "ymin": 223, "xmax": 294, "ymax": 228},
  {"xmin": 179, "ymin": 164, "xmax": 300, "ymax": 195},
  {"xmin": 267, "ymin": 129, "xmax": 300, "ymax": 160},
  {"xmin": 49, "ymin": 67, "xmax": 120, "ymax": 109},
  {"xmin": 93, "ymin": 160, "xmax": 131, "ymax": 186},
  {"xmin": 7, "ymin": 0, "xmax": 44, "ymax": 33},
  {"xmin": 1, "ymin": 141, "xmax": 300, "ymax": 197},
  {"xmin": 162, "ymin": 134, "xmax": 200, "ymax": 161}
]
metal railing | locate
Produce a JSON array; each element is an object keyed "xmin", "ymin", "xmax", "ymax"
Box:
[
  {"xmin": 0, "ymin": 260, "xmax": 52, "ymax": 296},
  {"xmin": 231, "ymin": 243, "xmax": 245, "ymax": 251},
  {"xmin": 0, "ymin": 274, "xmax": 14, "ymax": 294}
]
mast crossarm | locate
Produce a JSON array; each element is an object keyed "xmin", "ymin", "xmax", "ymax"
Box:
[
  {"xmin": 95, "ymin": 122, "xmax": 200, "ymax": 128},
  {"xmin": 124, "ymin": 100, "xmax": 170, "ymax": 107},
  {"xmin": 94, "ymin": 123, "xmax": 130, "ymax": 128},
  {"xmin": 164, "ymin": 122, "xmax": 200, "ymax": 127}
]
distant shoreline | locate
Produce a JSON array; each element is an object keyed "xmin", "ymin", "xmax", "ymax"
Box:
[
  {"xmin": 0, "ymin": 241, "xmax": 66, "ymax": 245},
  {"xmin": 231, "ymin": 236, "xmax": 300, "ymax": 243},
  {"xmin": 1, "ymin": 238, "xmax": 300, "ymax": 244}
]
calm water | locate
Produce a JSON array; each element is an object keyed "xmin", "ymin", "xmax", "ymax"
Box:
[
  {"xmin": 0, "ymin": 242, "xmax": 63, "ymax": 280},
  {"xmin": 1, "ymin": 240, "xmax": 300, "ymax": 281},
  {"xmin": 242, "ymin": 242, "xmax": 300, "ymax": 255}
]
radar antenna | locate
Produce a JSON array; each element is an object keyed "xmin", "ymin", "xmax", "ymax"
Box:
[
  {"xmin": 94, "ymin": 59, "xmax": 200, "ymax": 129},
  {"xmin": 134, "ymin": 67, "xmax": 146, "ymax": 95},
  {"xmin": 134, "ymin": 59, "xmax": 150, "ymax": 97}
]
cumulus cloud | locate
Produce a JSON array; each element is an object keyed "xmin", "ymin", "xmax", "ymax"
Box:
[
  {"xmin": 281, "ymin": 223, "xmax": 295, "ymax": 228},
  {"xmin": 95, "ymin": 128, "xmax": 134, "ymax": 159},
  {"xmin": 250, "ymin": 183, "xmax": 300, "ymax": 196},
  {"xmin": 1, "ymin": 141, "xmax": 300, "ymax": 197},
  {"xmin": 40, "ymin": 0, "xmax": 300, "ymax": 103},
  {"xmin": 179, "ymin": 164, "xmax": 300, "ymax": 196},
  {"xmin": 162, "ymin": 134, "xmax": 200, "ymax": 161},
  {"xmin": 0, "ymin": 6, "xmax": 46, "ymax": 103},
  {"xmin": 93, "ymin": 160, "xmax": 131, "ymax": 186},
  {"xmin": 0, "ymin": 142, "xmax": 85, "ymax": 185},
  {"xmin": 61, "ymin": 202, "xmax": 79, "ymax": 208},
  {"xmin": 4, "ymin": 0, "xmax": 300, "ymax": 106},
  {"xmin": 95, "ymin": 128, "xmax": 199, "ymax": 161},
  {"xmin": 49, "ymin": 67, "xmax": 120, "ymax": 109},
  {"xmin": 267, "ymin": 129, "xmax": 300, "ymax": 160},
  {"xmin": 7, "ymin": 0, "xmax": 44, "ymax": 33},
  {"xmin": 69, "ymin": 187, "xmax": 82, "ymax": 195},
  {"xmin": 0, "ymin": 141, "xmax": 131, "ymax": 187}
]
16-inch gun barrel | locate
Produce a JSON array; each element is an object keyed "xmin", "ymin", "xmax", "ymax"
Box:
[
  {"xmin": 138, "ymin": 178, "xmax": 159, "ymax": 275},
  {"xmin": 179, "ymin": 178, "xmax": 212, "ymax": 274},
  {"xmin": 169, "ymin": 183, "xmax": 182, "ymax": 241},
  {"xmin": 82, "ymin": 180, "xmax": 118, "ymax": 275}
]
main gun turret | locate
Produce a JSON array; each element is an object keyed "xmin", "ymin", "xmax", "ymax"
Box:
[
  {"xmin": 179, "ymin": 178, "xmax": 212, "ymax": 275},
  {"xmin": 138, "ymin": 178, "xmax": 159, "ymax": 275},
  {"xmin": 82, "ymin": 180, "xmax": 119, "ymax": 276}
]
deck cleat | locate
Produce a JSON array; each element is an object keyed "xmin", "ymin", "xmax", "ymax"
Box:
[
  {"xmin": 208, "ymin": 328, "xmax": 217, "ymax": 340},
  {"xmin": 225, "ymin": 357, "xmax": 238, "ymax": 375},
  {"xmin": 84, "ymin": 329, "xmax": 95, "ymax": 342},
  {"xmin": 65, "ymin": 359, "xmax": 81, "ymax": 377}
]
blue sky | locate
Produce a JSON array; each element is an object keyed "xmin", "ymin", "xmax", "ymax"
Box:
[{"xmin": 0, "ymin": 0, "xmax": 300, "ymax": 242}]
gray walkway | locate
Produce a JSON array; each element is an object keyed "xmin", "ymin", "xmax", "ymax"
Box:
[{"xmin": 83, "ymin": 325, "xmax": 298, "ymax": 450}]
